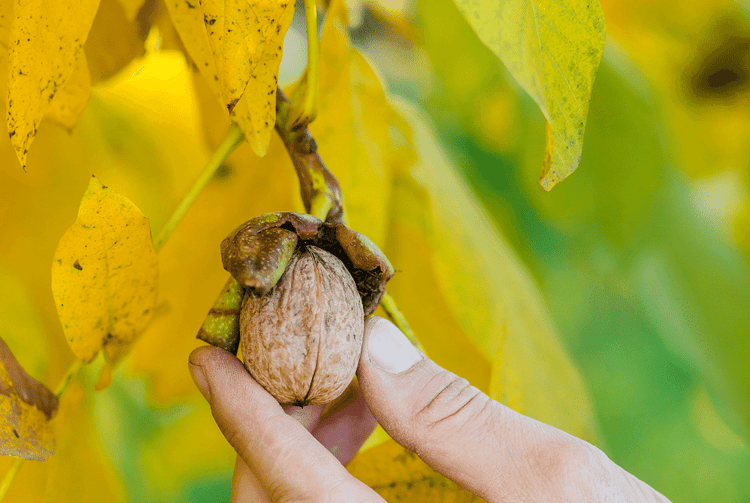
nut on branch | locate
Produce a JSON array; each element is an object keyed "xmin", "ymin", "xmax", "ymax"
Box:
[
  {"xmin": 221, "ymin": 212, "xmax": 394, "ymax": 314},
  {"xmin": 200, "ymin": 212, "xmax": 394, "ymax": 406}
]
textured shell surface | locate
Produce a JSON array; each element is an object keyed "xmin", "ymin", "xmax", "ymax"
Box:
[{"xmin": 240, "ymin": 246, "xmax": 365, "ymax": 406}]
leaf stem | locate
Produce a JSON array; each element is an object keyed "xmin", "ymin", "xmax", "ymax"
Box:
[
  {"xmin": 0, "ymin": 459, "xmax": 23, "ymax": 502},
  {"xmin": 54, "ymin": 358, "xmax": 84, "ymax": 398},
  {"xmin": 380, "ymin": 292, "xmax": 423, "ymax": 351},
  {"xmin": 289, "ymin": 0, "xmax": 319, "ymax": 129},
  {"xmin": 154, "ymin": 123, "xmax": 245, "ymax": 252}
]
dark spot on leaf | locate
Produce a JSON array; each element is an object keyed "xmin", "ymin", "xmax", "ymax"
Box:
[
  {"xmin": 227, "ymin": 98, "xmax": 239, "ymax": 113},
  {"xmin": 12, "ymin": 429, "xmax": 19, "ymax": 439},
  {"xmin": 185, "ymin": 0, "xmax": 195, "ymax": 7},
  {"xmin": 73, "ymin": 260, "xmax": 82, "ymax": 270}
]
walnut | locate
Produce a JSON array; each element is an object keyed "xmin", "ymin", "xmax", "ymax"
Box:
[
  {"xmin": 240, "ymin": 246, "xmax": 364, "ymax": 406},
  {"xmin": 201, "ymin": 212, "xmax": 394, "ymax": 406}
]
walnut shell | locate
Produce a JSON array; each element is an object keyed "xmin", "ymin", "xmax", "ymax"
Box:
[{"xmin": 239, "ymin": 245, "xmax": 364, "ymax": 406}]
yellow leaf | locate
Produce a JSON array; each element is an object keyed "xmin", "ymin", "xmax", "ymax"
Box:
[
  {"xmin": 46, "ymin": 53, "xmax": 92, "ymax": 131},
  {"xmin": 454, "ymin": 0, "xmax": 606, "ymax": 190},
  {"xmin": 309, "ymin": 10, "xmax": 395, "ymax": 245},
  {"xmin": 84, "ymin": 0, "xmax": 155, "ymax": 83},
  {"xmin": 347, "ymin": 439, "xmax": 482, "ymax": 502},
  {"xmin": 116, "ymin": 0, "xmax": 146, "ymax": 21},
  {"xmin": 51, "ymin": 176, "xmax": 159, "ymax": 363},
  {"xmin": 45, "ymin": 383, "xmax": 126, "ymax": 502},
  {"xmin": 390, "ymin": 100, "xmax": 598, "ymax": 443},
  {"xmin": 164, "ymin": 0, "xmax": 294, "ymax": 156},
  {"xmin": 381, "ymin": 173, "xmax": 493, "ymax": 392},
  {"xmin": 5, "ymin": 0, "xmax": 101, "ymax": 169},
  {"xmin": 0, "ymin": 338, "xmax": 56, "ymax": 461}
]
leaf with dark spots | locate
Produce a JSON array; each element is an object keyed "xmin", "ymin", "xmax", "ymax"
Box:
[
  {"xmin": 51, "ymin": 177, "xmax": 158, "ymax": 363},
  {"xmin": 0, "ymin": 337, "xmax": 57, "ymax": 460}
]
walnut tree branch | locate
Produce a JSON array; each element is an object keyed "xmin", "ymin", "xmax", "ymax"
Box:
[
  {"xmin": 275, "ymin": 88, "xmax": 343, "ymax": 224},
  {"xmin": 274, "ymin": 88, "xmax": 421, "ymax": 350}
]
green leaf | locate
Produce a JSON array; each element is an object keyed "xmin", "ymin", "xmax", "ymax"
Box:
[
  {"xmin": 454, "ymin": 0, "xmax": 606, "ymax": 190},
  {"xmin": 390, "ymin": 99, "xmax": 599, "ymax": 443},
  {"xmin": 51, "ymin": 176, "xmax": 159, "ymax": 363}
]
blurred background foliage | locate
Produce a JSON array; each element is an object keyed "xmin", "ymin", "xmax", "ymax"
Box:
[{"xmin": 0, "ymin": 0, "xmax": 749, "ymax": 501}]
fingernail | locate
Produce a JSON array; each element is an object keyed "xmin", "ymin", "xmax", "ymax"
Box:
[
  {"xmin": 188, "ymin": 360, "xmax": 211, "ymax": 402},
  {"xmin": 366, "ymin": 318, "xmax": 423, "ymax": 374}
]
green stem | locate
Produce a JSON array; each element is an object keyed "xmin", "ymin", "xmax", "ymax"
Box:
[
  {"xmin": 288, "ymin": 0, "xmax": 319, "ymax": 129},
  {"xmin": 380, "ymin": 292, "xmax": 423, "ymax": 352},
  {"xmin": 302, "ymin": 0, "xmax": 319, "ymax": 123},
  {"xmin": 0, "ymin": 459, "xmax": 23, "ymax": 501},
  {"xmin": 154, "ymin": 124, "xmax": 245, "ymax": 252},
  {"xmin": 54, "ymin": 358, "xmax": 84, "ymax": 398}
]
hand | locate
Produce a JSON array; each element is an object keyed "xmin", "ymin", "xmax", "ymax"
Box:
[{"xmin": 188, "ymin": 316, "xmax": 672, "ymax": 502}]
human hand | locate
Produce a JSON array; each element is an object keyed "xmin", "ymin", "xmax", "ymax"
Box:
[{"xmin": 188, "ymin": 316, "xmax": 672, "ymax": 502}]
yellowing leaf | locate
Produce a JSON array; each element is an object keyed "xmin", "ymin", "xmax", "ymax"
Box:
[
  {"xmin": 116, "ymin": 0, "xmax": 146, "ymax": 21},
  {"xmin": 390, "ymin": 100, "xmax": 598, "ymax": 443},
  {"xmin": 309, "ymin": 11, "xmax": 395, "ymax": 245},
  {"xmin": 46, "ymin": 53, "xmax": 92, "ymax": 131},
  {"xmin": 0, "ymin": 337, "xmax": 56, "ymax": 461},
  {"xmin": 165, "ymin": 0, "xmax": 294, "ymax": 156},
  {"xmin": 6, "ymin": 0, "xmax": 101, "ymax": 169},
  {"xmin": 84, "ymin": 0, "xmax": 155, "ymax": 83},
  {"xmin": 347, "ymin": 439, "xmax": 481, "ymax": 502},
  {"xmin": 51, "ymin": 176, "xmax": 158, "ymax": 363},
  {"xmin": 454, "ymin": 0, "xmax": 606, "ymax": 190}
]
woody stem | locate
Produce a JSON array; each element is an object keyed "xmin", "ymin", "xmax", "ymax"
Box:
[{"xmin": 275, "ymin": 90, "xmax": 422, "ymax": 352}]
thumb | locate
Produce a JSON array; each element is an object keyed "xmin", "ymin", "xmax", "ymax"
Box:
[
  {"xmin": 188, "ymin": 346, "xmax": 380, "ymax": 502},
  {"xmin": 356, "ymin": 317, "xmax": 519, "ymax": 501}
]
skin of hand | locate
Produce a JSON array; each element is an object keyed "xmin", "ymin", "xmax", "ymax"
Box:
[{"xmin": 188, "ymin": 316, "xmax": 673, "ymax": 503}]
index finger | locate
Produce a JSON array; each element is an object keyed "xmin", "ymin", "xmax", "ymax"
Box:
[{"xmin": 188, "ymin": 346, "xmax": 381, "ymax": 502}]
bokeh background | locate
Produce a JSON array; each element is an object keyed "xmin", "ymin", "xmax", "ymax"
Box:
[{"xmin": 1, "ymin": 0, "xmax": 749, "ymax": 501}]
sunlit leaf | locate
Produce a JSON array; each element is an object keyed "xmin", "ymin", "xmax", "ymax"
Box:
[
  {"xmin": 391, "ymin": 100, "xmax": 598, "ymax": 443},
  {"xmin": 348, "ymin": 439, "xmax": 481, "ymax": 502},
  {"xmin": 310, "ymin": 8, "xmax": 396, "ymax": 245},
  {"xmin": 454, "ymin": 0, "xmax": 606, "ymax": 190},
  {"xmin": 0, "ymin": 337, "xmax": 56, "ymax": 461},
  {"xmin": 45, "ymin": 53, "xmax": 91, "ymax": 131},
  {"xmin": 84, "ymin": 0, "xmax": 156, "ymax": 83},
  {"xmin": 5, "ymin": 0, "xmax": 101, "ymax": 169},
  {"xmin": 117, "ymin": 0, "xmax": 146, "ymax": 21},
  {"xmin": 164, "ymin": 0, "xmax": 295, "ymax": 156},
  {"xmin": 417, "ymin": 0, "xmax": 518, "ymax": 156},
  {"xmin": 118, "ymin": 51, "xmax": 298, "ymax": 403},
  {"xmin": 51, "ymin": 176, "xmax": 158, "ymax": 363}
]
